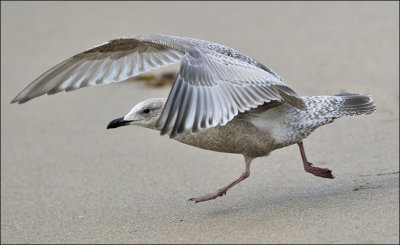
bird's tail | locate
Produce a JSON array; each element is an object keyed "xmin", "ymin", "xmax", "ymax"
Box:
[
  {"xmin": 296, "ymin": 93, "xmax": 375, "ymax": 134},
  {"xmin": 333, "ymin": 92, "xmax": 376, "ymax": 117}
]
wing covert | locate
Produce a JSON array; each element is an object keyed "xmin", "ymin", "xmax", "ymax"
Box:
[{"xmin": 157, "ymin": 47, "xmax": 305, "ymax": 138}]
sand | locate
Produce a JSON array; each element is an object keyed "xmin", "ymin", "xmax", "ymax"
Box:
[{"xmin": 1, "ymin": 2, "xmax": 399, "ymax": 244}]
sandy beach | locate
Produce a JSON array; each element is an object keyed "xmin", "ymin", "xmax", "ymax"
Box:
[{"xmin": 1, "ymin": 2, "xmax": 399, "ymax": 243}]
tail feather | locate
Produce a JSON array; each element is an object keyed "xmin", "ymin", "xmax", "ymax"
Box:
[{"xmin": 334, "ymin": 92, "xmax": 376, "ymax": 116}]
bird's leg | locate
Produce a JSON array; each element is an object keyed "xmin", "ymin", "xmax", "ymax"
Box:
[
  {"xmin": 189, "ymin": 156, "xmax": 253, "ymax": 203},
  {"xmin": 297, "ymin": 141, "xmax": 334, "ymax": 179}
]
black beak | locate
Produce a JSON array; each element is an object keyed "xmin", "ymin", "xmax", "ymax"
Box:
[{"xmin": 107, "ymin": 117, "xmax": 132, "ymax": 129}]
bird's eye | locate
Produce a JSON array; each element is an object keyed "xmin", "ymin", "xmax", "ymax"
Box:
[{"xmin": 143, "ymin": 108, "xmax": 150, "ymax": 114}]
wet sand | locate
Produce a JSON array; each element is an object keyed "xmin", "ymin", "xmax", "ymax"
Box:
[{"xmin": 1, "ymin": 2, "xmax": 399, "ymax": 243}]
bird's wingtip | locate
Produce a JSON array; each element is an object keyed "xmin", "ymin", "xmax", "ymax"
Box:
[
  {"xmin": 159, "ymin": 130, "xmax": 177, "ymax": 139},
  {"xmin": 11, "ymin": 98, "xmax": 28, "ymax": 104},
  {"xmin": 10, "ymin": 97, "xmax": 19, "ymax": 104}
]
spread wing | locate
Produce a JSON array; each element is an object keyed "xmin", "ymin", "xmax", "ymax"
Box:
[
  {"xmin": 156, "ymin": 47, "xmax": 305, "ymax": 138},
  {"xmin": 11, "ymin": 33, "xmax": 305, "ymax": 138},
  {"xmin": 11, "ymin": 34, "xmax": 286, "ymax": 104},
  {"xmin": 11, "ymin": 35, "xmax": 191, "ymax": 104}
]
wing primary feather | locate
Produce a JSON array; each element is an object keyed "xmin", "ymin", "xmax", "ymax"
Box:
[
  {"xmin": 160, "ymin": 81, "xmax": 185, "ymax": 136},
  {"xmin": 225, "ymin": 85, "xmax": 247, "ymax": 112},
  {"xmin": 249, "ymin": 85, "xmax": 266, "ymax": 103},
  {"xmin": 208, "ymin": 89, "xmax": 220, "ymax": 126},
  {"xmin": 220, "ymin": 85, "xmax": 238, "ymax": 117},
  {"xmin": 213, "ymin": 89, "xmax": 225, "ymax": 125},
  {"xmin": 123, "ymin": 53, "xmax": 134, "ymax": 77},
  {"xmin": 225, "ymin": 83, "xmax": 244, "ymax": 111},
  {"xmin": 22, "ymin": 60, "xmax": 88, "ymax": 101},
  {"xmin": 201, "ymin": 87, "xmax": 210, "ymax": 128},
  {"xmin": 185, "ymin": 87, "xmax": 198, "ymax": 132},
  {"xmin": 215, "ymin": 88, "xmax": 229, "ymax": 125},
  {"xmin": 245, "ymin": 86, "xmax": 265, "ymax": 105},
  {"xmin": 170, "ymin": 80, "xmax": 190, "ymax": 138},
  {"xmin": 157, "ymin": 75, "xmax": 183, "ymax": 130},
  {"xmin": 52, "ymin": 60, "xmax": 96, "ymax": 93},
  {"xmin": 177, "ymin": 85, "xmax": 196, "ymax": 134},
  {"xmin": 84, "ymin": 55, "xmax": 115, "ymax": 86},
  {"xmin": 193, "ymin": 86, "xmax": 205, "ymax": 132},
  {"xmin": 258, "ymin": 86, "xmax": 280, "ymax": 101},
  {"xmin": 45, "ymin": 61, "xmax": 89, "ymax": 95},
  {"xmin": 240, "ymin": 86, "xmax": 260, "ymax": 106},
  {"xmin": 236, "ymin": 86, "xmax": 255, "ymax": 110},
  {"xmin": 71, "ymin": 58, "xmax": 106, "ymax": 90},
  {"xmin": 249, "ymin": 84, "xmax": 269, "ymax": 100},
  {"xmin": 96, "ymin": 56, "xmax": 117, "ymax": 83}
]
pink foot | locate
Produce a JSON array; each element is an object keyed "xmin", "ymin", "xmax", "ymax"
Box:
[
  {"xmin": 304, "ymin": 162, "xmax": 334, "ymax": 179},
  {"xmin": 298, "ymin": 141, "xmax": 335, "ymax": 179},
  {"xmin": 189, "ymin": 157, "xmax": 252, "ymax": 204},
  {"xmin": 188, "ymin": 188, "xmax": 228, "ymax": 203}
]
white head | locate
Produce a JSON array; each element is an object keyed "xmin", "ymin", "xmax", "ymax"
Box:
[{"xmin": 107, "ymin": 98, "xmax": 166, "ymax": 130}]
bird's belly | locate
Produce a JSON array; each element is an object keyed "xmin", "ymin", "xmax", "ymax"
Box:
[{"xmin": 174, "ymin": 119, "xmax": 276, "ymax": 157}]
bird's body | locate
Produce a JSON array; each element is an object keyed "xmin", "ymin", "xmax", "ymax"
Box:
[
  {"xmin": 173, "ymin": 97, "xmax": 318, "ymax": 158},
  {"xmin": 11, "ymin": 34, "xmax": 376, "ymax": 203},
  {"xmin": 138, "ymin": 94, "xmax": 374, "ymax": 159}
]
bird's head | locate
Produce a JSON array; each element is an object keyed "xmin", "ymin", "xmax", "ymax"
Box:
[{"xmin": 107, "ymin": 98, "xmax": 166, "ymax": 130}]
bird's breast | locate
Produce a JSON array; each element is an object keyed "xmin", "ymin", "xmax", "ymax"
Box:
[{"xmin": 173, "ymin": 118, "xmax": 277, "ymax": 157}]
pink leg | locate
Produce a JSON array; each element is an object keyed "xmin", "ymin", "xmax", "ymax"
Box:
[
  {"xmin": 189, "ymin": 156, "xmax": 253, "ymax": 203},
  {"xmin": 298, "ymin": 141, "xmax": 334, "ymax": 179}
]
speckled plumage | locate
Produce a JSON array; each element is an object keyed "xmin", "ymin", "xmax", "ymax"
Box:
[{"xmin": 11, "ymin": 34, "xmax": 376, "ymax": 203}]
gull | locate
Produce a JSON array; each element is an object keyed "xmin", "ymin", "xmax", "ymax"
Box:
[{"xmin": 11, "ymin": 34, "xmax": 376, "ymax": 203}]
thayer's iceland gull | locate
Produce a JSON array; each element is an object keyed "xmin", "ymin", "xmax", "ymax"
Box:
[{"xmin": 11, "ymin": 34, "xmax": 376, "ymax": 203}]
